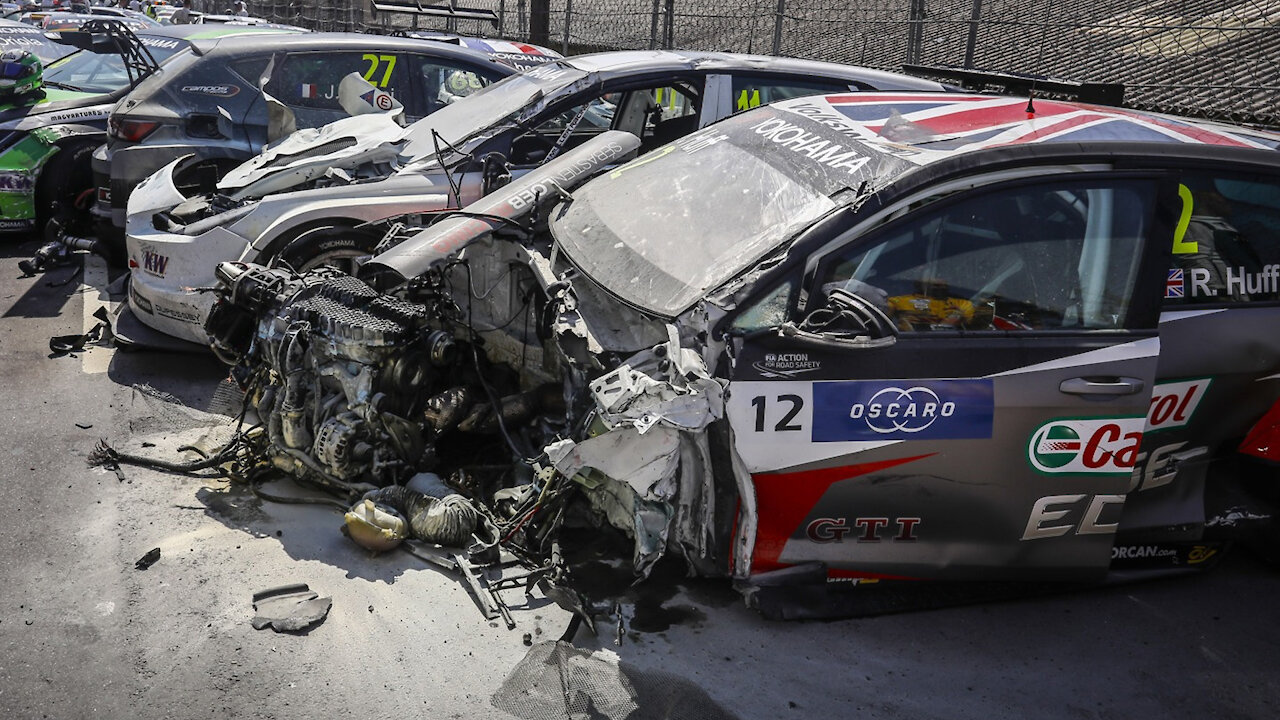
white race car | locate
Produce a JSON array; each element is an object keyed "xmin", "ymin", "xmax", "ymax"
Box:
[{"xmin": 122, "ymin": 50, "xmax": 947, "ymax": 345}]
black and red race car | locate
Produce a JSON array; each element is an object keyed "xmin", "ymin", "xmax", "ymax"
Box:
[{"xmin": 204, "ymin": 92, "xmax": 1280, "ymax": 616}]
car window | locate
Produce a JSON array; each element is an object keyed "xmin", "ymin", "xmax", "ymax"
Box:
[
  {"xmin": 267, "ymin": 50, "xmax": 411, "ymax": 125},
  {"xmin": 1165, "ymin": 171, "xmax": 1280, "ymax": 305},
  {"xmin": 810, "ymin": 178, "xmax": 1159, "ymax": 333},
  {"xmin": 511, "ymin": 82, "xmax": 701, "ymax": 166},
  {"xmin": 416, "ymin": 59, "xmax": 496, "ymax": 114},
  {"xmin": 730, "ymin": 74, "xmax": 853, "ymax": 113}
]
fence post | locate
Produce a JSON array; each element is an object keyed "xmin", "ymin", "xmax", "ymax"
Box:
[
  {"xmin": 649, "ymin": 0, "xmax": 660, "ymax": 49},
  {"xmin": 963, "ymin": 0, "xmax": 982, "ymax": 67},
  {"xmin": 771, "ymin": 0, "xmax": 785, "ymax": 56},
  {"xmin": 562, "ymin": 0, "xmax": 572, "ymax": 55},
  {"xmin": 905, "ymin": 0, "xmax": 925, "ymax": 64},
  {"xmin": 530, "ymin": 0, "xmax": 550, "ymax": 45},
  {"xmin": 663, "ymin": 0, "xmax": 674, "ymax": 49}
]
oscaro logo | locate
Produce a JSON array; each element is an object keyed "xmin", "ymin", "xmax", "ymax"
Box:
[
  {"xmin": 849, "ymin": 386, "xmax": 955, "ymax": 434},
  {"xmin": 1028, "ymin": 417, "xmax": 1145, "ymax": 475}
]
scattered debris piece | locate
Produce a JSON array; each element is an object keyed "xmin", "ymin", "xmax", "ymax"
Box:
[
  {"xmin": 135, "ymin": 548, "xmax": 161, "ymax": 570},
  {"xmin": 251, "ymin": 584, "xmax": 332, "ymax": 633},
  {"xmin": 49, "ymin": 307, "xmax": 114, "ymax": 357},
  {"xmin": 75, "ymin": 423, "xmax": 93, "ymax": 430},
  {"xmin": 492, "ymin": 641, "xmax": 740, "ymax": 720}
]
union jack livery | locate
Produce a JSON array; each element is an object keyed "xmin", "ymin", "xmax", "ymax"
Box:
[
  {"xmin": 776, "ymin": 93, "xmax": 1280, "ymax": 160},
  {"xmin": 1165, "ymin": 269, "xmax": 1185, "ymax": 298}
]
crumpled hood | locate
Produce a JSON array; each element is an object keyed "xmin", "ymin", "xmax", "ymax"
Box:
[{"xmin": 218, "ymin": 111, "xmax": 409, "ymax": 198}]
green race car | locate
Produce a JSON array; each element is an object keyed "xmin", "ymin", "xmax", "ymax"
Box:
[{"xmin": 0, "ymin": 19, "xmax": 297, "ymax": 236}]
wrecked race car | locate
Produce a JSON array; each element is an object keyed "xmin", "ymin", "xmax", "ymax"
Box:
[
  {"xmin": 122, "ymin": 50, "xmax": 947, "ymax": 346},
  {"xmin": 200, "ymin": 93, "xmax": 1280, "ymax": 617}
]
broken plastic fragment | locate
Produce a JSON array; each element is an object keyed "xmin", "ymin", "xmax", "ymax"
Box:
[
  {"xmin": 251, "ymin": 583, "xmax": 332, "ymax": 633},
  {"xmin": 134, "ymin": 547, "xmax": 160, "ymax": 571}
]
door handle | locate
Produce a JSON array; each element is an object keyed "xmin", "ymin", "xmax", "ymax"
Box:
[{"xmin": 1059, "ymin": 377, "xmax": 1146, "ymax": 396}]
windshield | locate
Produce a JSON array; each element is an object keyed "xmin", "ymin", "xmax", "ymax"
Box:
[
  {"xmin": 553, "ymin": 106, "xmax": 880, "ymax": 317},
  {"xmin": 0, "ymin": 21, "xmax": 73, "ymax": 63},
  {"xmin": 43, "ymin": 34, "xmax": 188, "ymax": 93},
  {"xmin": 400, "ymin": 62, "xmax": 589, "ymax": 160}
]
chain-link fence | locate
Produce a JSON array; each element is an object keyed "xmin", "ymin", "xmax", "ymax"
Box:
[{"xmin": 255, "ymin": 0, "xmax": 1280, "ymax": 127}]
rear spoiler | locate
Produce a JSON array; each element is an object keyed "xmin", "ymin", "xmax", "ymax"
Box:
[
  {"xmin": 370, "ymin": 0, "xmax": 498, "ymax": 24},
  {"xmin": 902, "ymin": 64, "xmax": 1125, "ymax": 106}
]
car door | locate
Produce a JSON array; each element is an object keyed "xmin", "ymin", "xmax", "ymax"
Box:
[{"xmin": 721, "ymin": 171, "xmax": 1177, "ymax": 582}]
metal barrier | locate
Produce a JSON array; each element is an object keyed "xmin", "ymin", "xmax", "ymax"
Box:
[{"xmin": 254, "ymin": 0, "xmax": 1280, "ymax": 127}]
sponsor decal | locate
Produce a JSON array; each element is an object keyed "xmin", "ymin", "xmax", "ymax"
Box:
[
  {"xmin": 1164, "ymin": 268, "xmax": 1184, "ymax": 298},
  {"xmin": 1187, "ymin": 545, "xmax": 1218, "ymax": 564},
  {"xmin": 43, "ymin": 109, "xmax": 109, "ymax": 123},
  {"xmin": 505, "ymin": 141, "xmax": 629, "ymax": 211},
  {"xmin": 0, "ymin": 171, "xmax": 34, "ymax": 193},
  {"xmin": 748, "ymin": 117, "xmax": 870, "ymax": 174},
  {"xmin": 781, "ymin": 101, "xmax": 865, "ymax": 140},
  {"xmin": 129, "ymin": 283, "xmax": 154, "ymax": 315},
  {"xmin": 182, "ymin": 84, "xmax": 240, "ymax": 97},
  {"xmin": 97, "ymin": 186, "xmax": 111, "ymax": 204},
  {"xmin": 753, "ymin": 352, "xmax": 820, "ymax": 378},
  {"xmin": 675, "ymin": 129, "xmax": 729, "ymax": 155},
  {"xmin": 1111, "ymin": 545, "xmax": 1176, "ymax": 560},
  {"xmin": 360, "ymin": 88, "xmax": 395, "ymax": 112},
  {"xmin": 1108, "ymin": 541, "xmax": 1225, "ymax": 568},
  {"xmin": 141, "ymin": 38, "xmax": 180, "ymax": 50},
  {"xmin": 154, "ymin": 304, "xmax": 200, "ymax": 323},
  {"xmin": 812, "ymin": 379, "xmax": 993, "ymax": 441},
  {"xmin": 806, "ymin": 517, "xmax": 920, "ymax": 543},
  {"xmin": 1181, "ymin": 264, "xmax": 1280, "ymax": 299},
  {"xmin": 0, "ymin": 218, "xmax": 34, "ymax": 231},
  {"xmin": 1022, "ymin": 493, "xmax": 1126, "ymax": 540},
  {"xmin": 142, "ymin": 250, "xmax": 168, "ymax": 278},
  {"xmin": 1146, "ymin": 378, "xmax": 1210, "ymax": 432},
  {"xmin": 1027, "ymin": 417, "xmax": 1144, "ymax": 475},
  {"xmin": 523, "ymin": 65, "xmax": 569, "ymax": 82}
]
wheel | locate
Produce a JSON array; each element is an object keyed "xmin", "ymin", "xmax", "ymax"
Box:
[
  {"xmin": 34, "ymin": 140, "xmax": 96, "ymax": 235},
  {"xmin": 274, "ymin": 225, "xmax": 383, "ymax": 274}
]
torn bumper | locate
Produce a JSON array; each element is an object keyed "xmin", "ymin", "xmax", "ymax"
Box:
[{"xmin": 125, "ymin": 158, "xmax": 256, "ymax": 344}]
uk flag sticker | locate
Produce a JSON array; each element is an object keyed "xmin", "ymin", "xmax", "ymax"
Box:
[{"xmin": 1165, "ymin": 269, "xmax": 1185, "ymax": 298}]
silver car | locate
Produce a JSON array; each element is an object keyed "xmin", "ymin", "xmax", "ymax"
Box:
[
  {"xmin": 94, "ymin": 31, "xmax": 555, "ymax": 241},
  {"xmin": 123, "ymin": 50, "xmax": 948, "ymax": 345}
]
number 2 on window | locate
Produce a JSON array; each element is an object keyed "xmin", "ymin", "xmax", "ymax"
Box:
[{"xmin": 362, "ymin": 54, "xmax": 398, "ymax": 88}]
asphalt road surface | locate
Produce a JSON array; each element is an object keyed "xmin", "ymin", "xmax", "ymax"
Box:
[{"xmin": 1, "ymin": 238, "xmax": 1279, "ymax": 719}]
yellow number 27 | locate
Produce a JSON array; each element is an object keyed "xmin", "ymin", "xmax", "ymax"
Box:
[{"xmin": 362, "ymin": 54, "xmax": 398, "ymax": 88}]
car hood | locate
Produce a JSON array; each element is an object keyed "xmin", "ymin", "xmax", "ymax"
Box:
[
  {"xmin": 0, "ymin": 88, "xmax": 104, "ymax": 128},
  {"xmin": 217, "ymin": 111, "xmax": 409, "ymax": 199}
]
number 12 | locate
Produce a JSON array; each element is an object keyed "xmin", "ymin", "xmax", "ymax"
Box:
[{"xmin": 752, "ymin": 394, "xmax": 804, "ymax": 432}]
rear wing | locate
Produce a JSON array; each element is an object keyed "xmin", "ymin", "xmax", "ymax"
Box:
[
  {"xmin": 370, "ymin": 0, "xmax": 498, "ymax": 25},
  {"xmin": 902, "ymin": 64, "xmax": 1125, "ymax": 106},
  {"xmin": 52, "ymin": 18, "xmax": 159, "ymax": 88}
]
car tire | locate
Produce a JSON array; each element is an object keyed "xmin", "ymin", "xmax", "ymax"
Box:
[
  {"xmin": 274, "ymin": 225, "xmax": 383, "ymax": 275},
  {"xmin": 35, "ymin": 140, "xmax": 96, "ymax": 236}
]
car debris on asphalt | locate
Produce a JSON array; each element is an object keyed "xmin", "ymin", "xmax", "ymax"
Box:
[{"xmin": 250, "ymin": 583, "xmax": 332, "ymax": 633}]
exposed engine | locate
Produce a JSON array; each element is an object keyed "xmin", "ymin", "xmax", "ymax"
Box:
[{"xmin": 204, "ymin": 261, "xmax": 559, "ymax": 496}]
